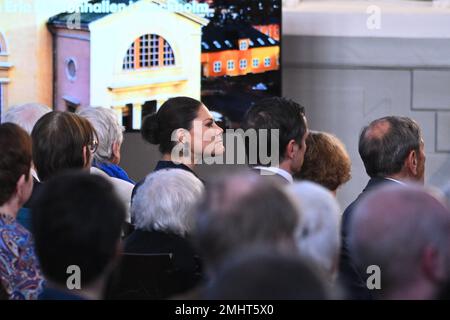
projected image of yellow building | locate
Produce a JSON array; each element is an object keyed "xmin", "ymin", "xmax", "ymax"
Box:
[
  {"xmin": 48, "ymin": 0, "xmax": 208, "ymax": 130},
  {"xmin": 0, "ymin": 0, "xmax": 85, "ymax": 119}
]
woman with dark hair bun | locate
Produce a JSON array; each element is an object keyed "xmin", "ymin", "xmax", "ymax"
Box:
[{"xmin": 135, "ymin": 97, "xmax": 224, "ymax": 192}]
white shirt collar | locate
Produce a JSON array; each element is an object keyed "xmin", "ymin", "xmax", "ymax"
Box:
[
  {"xmin": 31, "ymin": 168, "xmax": 40, "ymax": 182},
  {"xmin": 385, "ymin": 177, "xmax": 406, "ymax": 185},
  {"xmin": 254, "ymin": 166, "xmax": 294, "ymax": 184}
]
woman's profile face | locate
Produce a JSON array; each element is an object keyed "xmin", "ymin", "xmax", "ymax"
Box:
[{"xmin": 189, "ymin": 104, "xmax": 225, "ymax": 162}]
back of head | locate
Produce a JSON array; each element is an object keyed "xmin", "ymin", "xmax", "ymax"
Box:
[
  {"xmin": 296, "ymin": 131, "xmax": 351, "ymax": 191},
  {"xmin": 194, "ymin": 171, "xmax": 298, "ymax": 272},
  {"xmin": 0, "ymin": 123, "xmax": 32, "ymax": 206},
  {"xmin": 286, "ymin": 181, "xmax": 341, "ymax": 281},
  {"xmin": 203, "ymin": 249, "xmax": 328, "ymax": 300},
  {"xmin": 350, "ymin": 184, "xmax": 450, "ymax": 299},
  {"xmin": 31, "ymin": 111, "xmax": 97, "ymax": 181},
  {"xmin": 141, "ymin": 97, "xmax": 202, "ymax": 154},
  {"xmin": 77, "ymin": 107, "xmax": 123, "ymax": 164},
  {"xmin": 359, "ymin": 116, "xmax": 422, "ymax": 178},
  {"xmin": 32, "ymin": 172, "xmax": 125, "ymax": 289},
  {"xmin": 132, "ymin": 169, "xmax": 204, "ymax": 236},
  {"xmin": 2, "ymin": 103, "xmax": 51, "ymax": 135},
  {"xmin": 242, "ymin": 97, "xmax": 307, "ymax": 165}
]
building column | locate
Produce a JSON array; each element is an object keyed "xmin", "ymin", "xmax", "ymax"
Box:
[{"xmin": 132, "ymin": 103, "xmax": 142, "ymax": 131}]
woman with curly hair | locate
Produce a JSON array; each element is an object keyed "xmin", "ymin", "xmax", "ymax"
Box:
[{"xmin": 295, "ymin": 131, "xmax": 351, "ymax": 196}]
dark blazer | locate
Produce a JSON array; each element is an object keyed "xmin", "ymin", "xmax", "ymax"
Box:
[
  {"xmin": 124, "ymin": 229, "xmax": 202, "ymax": 295},
  {"xmin": 338, "ymin": 177, "xmax": 397, "ymax": 299},
  {"xmin": 132, "ymin": 161, "xmax": 199, "ymax": 200}
]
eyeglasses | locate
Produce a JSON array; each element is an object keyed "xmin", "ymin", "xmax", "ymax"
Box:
[{"xmin": 88, "ymin": 139, "xmax": 99, "ymax": 154}]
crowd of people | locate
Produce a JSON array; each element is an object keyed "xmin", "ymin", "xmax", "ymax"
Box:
[{"xmin": 0, "ymin": 97, "xmax": 449, "ymax": 300}]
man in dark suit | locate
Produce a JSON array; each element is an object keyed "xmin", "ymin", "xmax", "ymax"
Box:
[
  {"xmin": 242, "ymin": 97, "xmax": 309, "ymax": 185},
  {"xmin": 339, "ymin": 116, "xmax": 426, "ymax": 299}
]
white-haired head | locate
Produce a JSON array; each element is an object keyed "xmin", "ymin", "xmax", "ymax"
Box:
[
  {"xmin": 286, "ymin": 181, "xmax": 341, "ymax": 282},
  {"xmin": 2, "ymin": 103, "xmax": 51, "ymax": 135},
  {"xmin": 132, "ymin": 169, "xmax": 204, "ymax": 236},
  {"xmin": 77, "ymin": 107, "xmax": 123, "ymax": 164}
]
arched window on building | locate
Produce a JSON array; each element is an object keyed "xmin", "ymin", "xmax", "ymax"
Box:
[{"xmin": 123, "ymin": 34, "xmax": 175, "ymax": 70}]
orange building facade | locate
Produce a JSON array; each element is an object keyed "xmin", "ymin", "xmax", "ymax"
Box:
[
  {"xmin": 201, "ymin": 45, "xmax": 279, "ymax": 78},
  {"xmin": 253, "ymin": 24, "xmax": 280, "ymax": 41}
]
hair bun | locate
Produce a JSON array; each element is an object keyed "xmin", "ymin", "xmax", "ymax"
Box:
[{"xmin": 141, "ymin": 113, "xmax": 160, "ymax": 145}]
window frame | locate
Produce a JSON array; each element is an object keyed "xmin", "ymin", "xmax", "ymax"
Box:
[
  {"xmin": 123, "ymin": 34, "xmax": 176, "ymax": 71},
  {"xmin": 239, "ymin": 41, "xmax": 248, "ymax": 51},
  {"xmin": 227, "ymin": 60, "xmax": 235, "ymax": 71},
  {"xmin": 239, "ymin": 59, "xmax": 248, "ymax": 70},
  {"xmin": 213, "ymin": 61, "xmax": 222, "ymax": 73}
]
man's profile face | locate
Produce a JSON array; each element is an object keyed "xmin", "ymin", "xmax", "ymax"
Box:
[{"xmin": 292, "ymin": 116, "xmax": 309, "ymax": 174}]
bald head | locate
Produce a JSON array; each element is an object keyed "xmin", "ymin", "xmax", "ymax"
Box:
[
  {"xmin": 350, "ymin": 184, "xmax": 450, "ymax": 299},
  {"xmin": 195, "ymin": 171, "xmax": 298, "ymax": 272},
  {"xmin": 363, "ymin": 119, "xmax": 391, "ymax": 141},
  {"xmin": 359, "ymin": 116, "xmax": 423, "ymax": 180}
]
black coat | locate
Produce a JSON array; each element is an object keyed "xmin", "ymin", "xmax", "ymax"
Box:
[{"xmin": 338, "ymin": 177, "xmax": 397, "ymax": 299}]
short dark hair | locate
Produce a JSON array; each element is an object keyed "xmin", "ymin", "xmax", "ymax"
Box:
[
  {"xmin": 31, "ymin": 111, "xmax": 97, "ymax": 181},
  {"xmin": 0, "ymin": 123, "xmax": 32, "ymax": 206},
  {"xmin": 141, "ymin": 97, "xmax": 202, "ymax": 154},
  {"xmin": 194, "ymin": 172, "xmax": 298, "ymax": 270},
  {"xmin": 242, "ymin": 97, "xmax": 307, "ymax": 165},
  {"xmin": 32, "ymin": 172, "xmax": 125, "ymax": 288},
  {"xmin": 203, "ymin": 249, "xmax": 328, "ymax": 300},
  {"xmin": 359, "ymin": 116, "xmax": 422, "ymax": 178},
  {"xmin": 296, "ymin": 131, "xmax": 351, "ymax": 191}
]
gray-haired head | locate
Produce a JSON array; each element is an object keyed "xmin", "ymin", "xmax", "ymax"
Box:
[
  {"xmin": 359, "ymin": 116, "xmax": 424, "ymax": 181},
  {"xmin": 77, "ymin": 107, "xmax": 123, "ymax": 164},
  {"xmin": 286, "ymin": 181, "xmax": 341, "ymax": 282},
  {"xmin": 131, "ymin": 169, "xmax": 204, "ymax": 236},
  {"xmin": 350, "ymin": 184, "xmax": 450, "ymax": 300},
  {"xmin": 2, "ymin": 103, "xmax": 51, "ymax": 135}
]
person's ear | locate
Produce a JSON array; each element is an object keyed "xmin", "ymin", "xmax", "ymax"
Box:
[
  {"xmin": 406, "ymin": 149, "xmax": 418, "ymax": 176},
  {"xmin": 16, "ymin": 174, "xmax": 31, "ymax": 204},
  {"xmin": 175, "ymin": 128, "xmax": 188, "ymax": 145},
  {"xmin": 285, "ymin": 139, "xmax": 298, "ymax": 160},
  {"xmin": 112, "ymin": 142, "xmax": 121, "ymax": 165}
]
